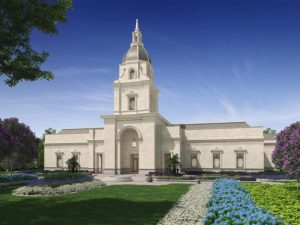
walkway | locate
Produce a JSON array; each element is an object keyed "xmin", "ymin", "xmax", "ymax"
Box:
[{"xmin": 157, "ymin": 182, "xmax": 212, "ymax": 225}]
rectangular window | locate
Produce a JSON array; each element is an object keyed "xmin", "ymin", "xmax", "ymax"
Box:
[
  {"xmin": 129, "ymin": 97, "xmax": 136, "ymax": 110},
  {"xmin": 236, "ymin": 153, "xmax": 244, "ymax": 169},
  {"xmin": 213, "ymin": 153, "xmax": 220, "ymax": 169},
  {"xmin": 191, "ymin": 153, "xmax": 198, "ymax": 168},
  {"xmin": 57, "ymin": 154, "xmax": 63, "ymax": 168},
  {"xmin": 73, "ymin": 154, "xmax": 79, "ymax": 163}
]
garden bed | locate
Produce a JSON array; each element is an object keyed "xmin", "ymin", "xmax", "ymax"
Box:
[
  {"xmin": 0, "ymin": 173, "xmax": 38, "ymax": 183},
  {"xmin": 244, "ymin": 182, "xmax": 300, "ymax": 225},
  {"xmin": 204, "ymin": 179, "xmax": 285, "ymax": 224},
  {"xmin": 12, "ymin": 180, "xmax": 106, "ymax": 196},
  {"xmin": 29, "ymin": 171, "xmax": 94, "ymax": 187},
  {"xmin": 155, "ymin": 175, "xmax": 200, "ymax": 182}
]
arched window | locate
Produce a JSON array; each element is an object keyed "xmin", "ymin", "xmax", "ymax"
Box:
[{"xmin": 129, "ymin": 69, "xmax": 136, "ymax": 79}]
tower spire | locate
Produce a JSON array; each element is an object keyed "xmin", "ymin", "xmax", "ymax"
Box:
[
  {"xmin": 135, "ymin": 18, "xmax": 139, "ymax": 31},
  {"xmin": 131, "ymin": 19, "xmax": 143, "ymax": 47}
]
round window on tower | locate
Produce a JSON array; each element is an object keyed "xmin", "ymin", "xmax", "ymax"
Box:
[{"xmin": 129, "ymin": 69, "xmax": 136, "ymax": 79}]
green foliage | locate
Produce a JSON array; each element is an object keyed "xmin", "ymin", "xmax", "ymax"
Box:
[
  {"xmin": 44, "ymin": 171, "xmax": 86, "ymax": 180},
  {"xmin": 264, "ymin": 127, "xmax": 277, "ymax": 136},
  {"xmin": 0, "ymin": 0, "xmax": 72, "ymax": 86},
  {"xmin": 244, "ymin": 183, "xmax": 300, "ymax": 225},
  {"xmin": 272, "ymin": 122, "xmax": 300, "ymax": 182},
  {"xmin": 0, "ymin": 184, "xmax": 190, "ymax": 225},
  {"xmin": 0, "ymin": 118, "xmax": 38, "ymax": 174},
  {"xmin": 66, "ymin": 156, "xmax": 80, "ymax": 172},
  {"xmin": 167, "ymin": 154, "xmax": 180, "ymax": 174},
  {"xmin": 156, "ymin": 175, "xmax": 199, "ymax": 180}
]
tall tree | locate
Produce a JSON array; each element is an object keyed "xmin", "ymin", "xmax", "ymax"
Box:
[
  {"xmin": 0, "ymin": 118, "xmax": 38, "ymax": 175},
  {"xmin": 37, "ymin": 128, "xmax": 56, "ymax": 168},
  {"xmin": 264, "ymin": 128, "xmax": 277, "ymax": 136},
  {"xmin": 272, "ymin": 122, "xmax": 300, "ymax": 189},
  {"xmin": 0, "ymin": 0, "xmax": 72, "ymax": 86}
]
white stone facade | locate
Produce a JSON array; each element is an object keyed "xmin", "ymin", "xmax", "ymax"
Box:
[{"xmin": 44, "ymin": 20, "xmax": 276, "ymax": 174}]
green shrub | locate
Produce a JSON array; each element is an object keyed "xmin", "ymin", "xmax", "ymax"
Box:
[
  {"xmin": 156, "ymin": 175, "xmax": 199, "ymax": 180},
  {"xmin": 244, "ymin": 182, "xmax": 300, "ymax": 225},
  {"xmin": 44, "ymin": 171, "xmax": 87, "ymax": 180},
  {"xmin": 66, "ymin": 156, "xmax": 80, "ymax": 172}
]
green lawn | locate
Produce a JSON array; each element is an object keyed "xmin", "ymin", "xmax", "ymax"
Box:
[
  {"xmin": 0, "ymin": 184, "xmax": 190, "ymax": 225},
  {"xmin": 244, "ymin": 182, "xmax": 300, "ymax": 225}
]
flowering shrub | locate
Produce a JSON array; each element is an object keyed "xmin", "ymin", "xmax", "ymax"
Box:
[
  {"xmin": 0, "ymin": 118, "xmax": 38, "ymax": 173},
  {"xmin": 204, "ymin": 179, "xmax": 286, "ymax": 225},
  {"xmin": 12, "ymin": 180, "xmax": 106, "ymax": 196},
  {"xmin": 0, "ymin": 173, "xmax": 38, "ymax": 183},
  {"xmin": 272, "ymin": 122, "xmax": 300, "ymax": 178}
]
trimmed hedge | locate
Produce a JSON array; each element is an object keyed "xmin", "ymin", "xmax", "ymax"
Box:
[
  {"xmin": 156, "ymin": 175, "xmax": 199, "ymax": 180},
  {"xmin": 204, "ymin": 179, "xmax": 286, "ymax": 225},
  {"xmin": 43, "ymin": 171, "xmax": 87, "ymax": 180}
]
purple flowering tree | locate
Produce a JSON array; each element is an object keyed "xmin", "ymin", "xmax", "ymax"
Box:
[
  {"xmin": 0, "ymin": 118, "xmax": 38, "ymax": 176},
  {"xmin": 272, "ymin": 122, "xmax": 300, "ymax": 188}
]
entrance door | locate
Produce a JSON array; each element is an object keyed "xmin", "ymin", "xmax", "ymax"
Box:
[
  {"xmin": 130, "ymin": 154, "xmax": 139, "ymax": 173},
  {"xmin": 97, "ymin": 154, "xmax": 103, "ymax": 173}
]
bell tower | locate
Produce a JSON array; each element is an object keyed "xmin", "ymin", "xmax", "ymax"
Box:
[{"xmin": 113, "ymin": 19, "xmax": 159, "ymax": 115}]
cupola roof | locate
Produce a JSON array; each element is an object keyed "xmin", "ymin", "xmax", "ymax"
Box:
[{"xmin": 122, "ymin": 19, "xmax": 152, "ymax": 64}]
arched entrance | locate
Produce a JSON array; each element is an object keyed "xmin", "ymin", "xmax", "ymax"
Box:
[{"xmin": 120, "ymin": 128, "xmax": 140, "ymax": 174}]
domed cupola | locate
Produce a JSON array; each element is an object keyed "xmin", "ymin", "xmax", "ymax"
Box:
[{"xmin": 122, "ymin": 19, "xmax": 152, "ymax": 64}]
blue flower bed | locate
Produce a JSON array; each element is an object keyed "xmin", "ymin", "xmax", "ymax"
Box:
[
  {"xmin": 0, "ymin": 174, "xmax": 38, "ymax": 183},
  {"xmin": 27, "ymin": 175, "xmax": 93, "ymax": 187},
  {"xmin": 204, "ymin": 179, "xmax": 287, "ymax": 225},
  {"xmin": 244, "ymin": 173, "xmax": 288, "ymax": 180}
]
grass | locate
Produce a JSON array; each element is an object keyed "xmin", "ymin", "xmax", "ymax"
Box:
[
  {"xmin": 244, "ymin": 182, "xmax": 300, "ymax": 225},
  {"xmin": 0, "ymin": 184, "xmax": 190, "ymax": 225}
]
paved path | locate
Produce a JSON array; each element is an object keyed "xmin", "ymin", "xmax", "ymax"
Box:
[
  {"xmin": 157, "ymin": 182, "xmax": 212, "ymax": 225},
  {"xmin": 93, "ymin": 174, "xmax": 199, "ymax": 186}
]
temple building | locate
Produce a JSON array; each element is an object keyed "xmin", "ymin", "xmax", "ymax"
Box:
[{"xmin": 45, "ymin": 20, "xmax": 276, "ymax": 174}]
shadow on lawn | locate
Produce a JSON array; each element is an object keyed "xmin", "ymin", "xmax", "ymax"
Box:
[{"xmin": 0, "ymin": 195, "xmax": 173, "ymax": 225}]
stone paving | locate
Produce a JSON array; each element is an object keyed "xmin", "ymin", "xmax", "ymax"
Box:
[{"xmin": 157, "ymin": 182, "xmax": 212, "ymax": 225}]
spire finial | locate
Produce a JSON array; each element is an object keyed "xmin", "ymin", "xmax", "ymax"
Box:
[{"xmin": 135, "ymin": 19, "xmax": 139, "ymax": 31}]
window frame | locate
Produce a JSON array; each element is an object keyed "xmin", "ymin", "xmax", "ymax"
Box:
[
  {"xmin": 56, "ymin": 154, "xmax": 63, "ymax": 168},
  {"xmin": 236, "ymin": 153, "xmax": 244, "ymax": 169},
  {"xmin": 213, "ymin": 153, "xmax": 221, "ymax": 169},
  {"xmin": 191, "ymin": 153, "xmax": 198, "ymax": 168},
  {"xmin": 234, "ymin": 148, "xmax": 247, "ymax": 170},
  {"xmin": 72, "ymin": 153, "xmax": 80, "ymax": 164},
  {"xmin": 129, "ymin": 96, "xmax": 136, "ymax": 110}
]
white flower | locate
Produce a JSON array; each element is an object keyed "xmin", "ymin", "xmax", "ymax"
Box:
[{"xmin": 12, "ymin": 181, "xmax": 106, "ymax": 196}]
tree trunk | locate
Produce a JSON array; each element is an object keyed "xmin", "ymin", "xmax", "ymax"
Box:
[{"xmin": 10, "ymin": 161, "xmax": 13, "ymax": 179}]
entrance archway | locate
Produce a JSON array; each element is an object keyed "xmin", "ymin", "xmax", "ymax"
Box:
[{"xmin": 120, "ymin": 128, "xmax": 139, "ymax": 174}]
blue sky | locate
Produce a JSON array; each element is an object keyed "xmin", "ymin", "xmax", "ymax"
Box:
[{"xmin": 1, "ymin": 0, "xmax": 300, "ymax": 137}]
